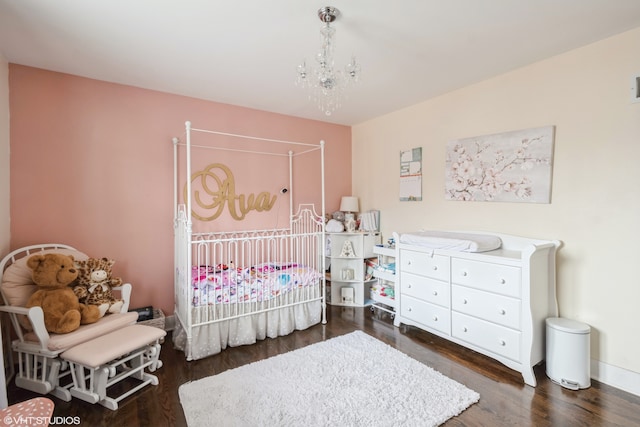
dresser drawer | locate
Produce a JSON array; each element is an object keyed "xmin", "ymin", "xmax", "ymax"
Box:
[
  {"xmin": 451, "ymin": 285, "xmax": 521, "ymax": 329},
  {"xmin": 400, "ymin": 250, "xmax": 449, "ymax": 281},
  {"xmin": 451, "ymin": 258, "xmax": 521, "ymax": 298},
  {"xmin": 452, "ymin": 312, "xmax": 521, "ymax": 362},
  {"xmin": 400, "ymin": 295, "xmax": 450, "ymax": 335},
  {"xmin": 400, "ymin": 272, "xmax": 450, "ymax": 308}
]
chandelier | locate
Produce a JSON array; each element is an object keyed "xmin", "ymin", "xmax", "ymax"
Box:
[{"xmin": 296, "ymin": 6, "xmax": 361, "ymax": 116}]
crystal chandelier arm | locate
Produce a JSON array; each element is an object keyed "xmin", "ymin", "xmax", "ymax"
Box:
[{"xmin": 346, "ymin": 56, "xmax": 361, "ymax": 83}]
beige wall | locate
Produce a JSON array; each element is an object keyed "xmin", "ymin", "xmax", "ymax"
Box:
[
  {"xmin": 353, "ymin": 27, "xmax": 640, "ymax": 380},
  {"xmin": 0, "ymin": 55, "xmax": 9, "ymax": 257}
]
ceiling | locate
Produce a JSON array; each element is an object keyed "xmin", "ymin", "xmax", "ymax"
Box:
[{"xmin": 1, "ymin": 1, "xmax": 640, "ymax": 126}]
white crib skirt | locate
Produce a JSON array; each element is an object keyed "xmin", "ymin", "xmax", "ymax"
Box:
[{"xmin": 173, "ymin": 298, "xmax": 322, "ymax": 360}]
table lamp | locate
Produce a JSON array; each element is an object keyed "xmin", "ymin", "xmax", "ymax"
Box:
[{"xmin": 340, "ymin": 196, "xmax": 359, "ymax": 232}]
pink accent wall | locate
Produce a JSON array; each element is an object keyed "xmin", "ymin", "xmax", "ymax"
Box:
[{"xmin": 9, "ymin": 65, "xmax": 352, "ymax": 315}]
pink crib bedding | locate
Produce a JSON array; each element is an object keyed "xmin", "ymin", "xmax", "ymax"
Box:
[{"xmin": 191, "ymin": 263, "xmax": 321, "ymax": 307}]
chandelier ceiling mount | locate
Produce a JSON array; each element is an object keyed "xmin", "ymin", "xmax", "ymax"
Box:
[{"xmin": 318, "ymin": 6, "xmax": 339, "ymax": 24}]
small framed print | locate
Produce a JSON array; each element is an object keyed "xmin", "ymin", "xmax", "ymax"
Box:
[{"xmin": 341, "ymin": 268, "xmax": 355, "ymax": 281}]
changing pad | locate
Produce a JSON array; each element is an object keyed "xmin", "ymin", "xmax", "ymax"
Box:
[{"xmin": 399, "ymin": 231, "xmax": 502, "ymax": 253}]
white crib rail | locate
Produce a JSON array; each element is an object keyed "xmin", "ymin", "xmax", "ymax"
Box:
[
  {"xmin": 174, "ymin": 204, "xmax": 325, "ymax": 339},
  {"xmin": 174, "ymin": 205, "xmax": 191, "ymax": 338}
]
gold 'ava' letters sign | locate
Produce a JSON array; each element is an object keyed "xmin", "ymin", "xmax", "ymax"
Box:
[{"xmin": 184, "ymin": 163, "xmax": 277, "ymax": 221}]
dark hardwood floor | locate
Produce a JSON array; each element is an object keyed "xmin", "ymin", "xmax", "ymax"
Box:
[{"xmin": 7, "ymin": 305, "xmax": 640, "ymax": 426}]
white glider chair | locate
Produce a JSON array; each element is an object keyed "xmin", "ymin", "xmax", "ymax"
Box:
[{"xmin": 0, "ymin": 244, "xmax": 138, "ymax": 402}]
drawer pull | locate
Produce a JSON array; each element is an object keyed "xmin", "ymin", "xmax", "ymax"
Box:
[
  {"xmin": 500, "ymin": 278, "xmax": 506, "ymax": 284},
  {"xmin": 499, "ymin": 309, "xmax": 506, "ymax": 315},
  {"xmin": 463, "ymin": 299, "xmax": 468, "ymax": 304},
  {"xmin": 407, "ymin": 307, "xmax": 412, "ymax": 312},
  {"xmin": 432, "ymin": 291, "xmax": 438, "ymax": 296},
  {"xmin": 462, "ymin": 271, "xmax": 468, "ymax": 277},
  {"xmin": 499, "ymin": 340, "xmax": 506, "ymax": 346},
  {"xmin": 433, "ymin": 316, "xmax": 438, "ymax": 321},
  {"xmin": 462, "ymin": 326, "xmax": 468, "ymax": 332},
  {"xmin": 433, "ymin": 266, "xmax": 438, "ymax": 270},
  {"xmin": 407, "ymin": 260, "xmax": 412, "ymax": 266},
  {"xmin": 407, "ymin": 283, "xmax": 412, "ymax": 289}
]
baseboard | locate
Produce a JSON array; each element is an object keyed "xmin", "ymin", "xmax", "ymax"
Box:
[
  {"xmin": 591, "ymin": 358, "xmax": 640, "ymax": 397},
  {"xmin": 165, "ymin": 314, "xmax": 175, "ymax": 331}
]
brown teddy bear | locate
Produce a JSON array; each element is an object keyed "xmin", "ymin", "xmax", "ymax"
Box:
[
  {"xmin": 26, "ymin": 253, "xmax": 101, "ymax": 334},
  {"xmin": 73, "ymin": 257, "xmax": 125, "ymax": 317}
]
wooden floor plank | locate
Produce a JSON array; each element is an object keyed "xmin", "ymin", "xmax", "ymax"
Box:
[{"xmin": 6, "ymin": 305, "xmax": 640, "ymax": 426}]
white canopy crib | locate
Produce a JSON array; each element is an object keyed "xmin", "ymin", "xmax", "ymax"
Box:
[{"xmin": 172, "ymin": 121, "xmax": 326, "ymax": 360}]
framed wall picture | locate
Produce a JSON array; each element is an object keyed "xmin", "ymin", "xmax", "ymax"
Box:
[
  {"xmin": 445, "ymin": 126, "xmax": 555, "ymax": 203},
  {"xmin": 400, "ymin": 147, "xmax": 422, "ymax": 201}
]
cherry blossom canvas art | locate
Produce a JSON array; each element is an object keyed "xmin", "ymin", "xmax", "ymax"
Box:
[{"xmin": 445, "ymin": 126, "xmax": 554, "ymax": 203}]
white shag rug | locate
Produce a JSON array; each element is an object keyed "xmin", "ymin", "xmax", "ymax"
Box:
[{"xmin": 179, "ymin": 331, "xmax": 479, "ymax": 427}]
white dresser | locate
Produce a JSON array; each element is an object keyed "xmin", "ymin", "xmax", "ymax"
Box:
[{"xmin": 393, "ymin": 232, "xmax": 560, "ymax": 386}]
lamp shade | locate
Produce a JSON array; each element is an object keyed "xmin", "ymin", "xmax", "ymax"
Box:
[{"xmin": 340, "ymin": 196, "xmax": 359, "ymax": 213}]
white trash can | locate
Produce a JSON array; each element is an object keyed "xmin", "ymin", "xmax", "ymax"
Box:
[{"xmin": 545, "ymin": 317, "xmax": 591, "ymax": 390}]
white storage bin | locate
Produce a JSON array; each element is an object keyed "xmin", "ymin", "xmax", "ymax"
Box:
[{"xmin": 545, "ymin": 317, "xmax": 591, "ymax": 389}]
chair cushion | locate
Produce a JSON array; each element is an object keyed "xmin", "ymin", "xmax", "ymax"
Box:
[
  {"xmin": 2, "ymin": 249, "xmax": 89, "ymax": 307},
  {"xmin": 24, "ymin": 311, "xmax": 139, "ymax": 352},
  {"xmin": 61, "ymin": 324, "xmax": 166, "ymax": 368}
]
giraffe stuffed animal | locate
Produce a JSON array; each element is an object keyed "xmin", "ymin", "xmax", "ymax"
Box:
[{"xmin": 73, "ymin": 257, "xmax": 125, "ymax": 317}]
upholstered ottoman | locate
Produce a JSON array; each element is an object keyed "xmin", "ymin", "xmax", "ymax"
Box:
[{"xmin": 60, "ymin": 324, "xmax": 166, "ymax": 410}]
